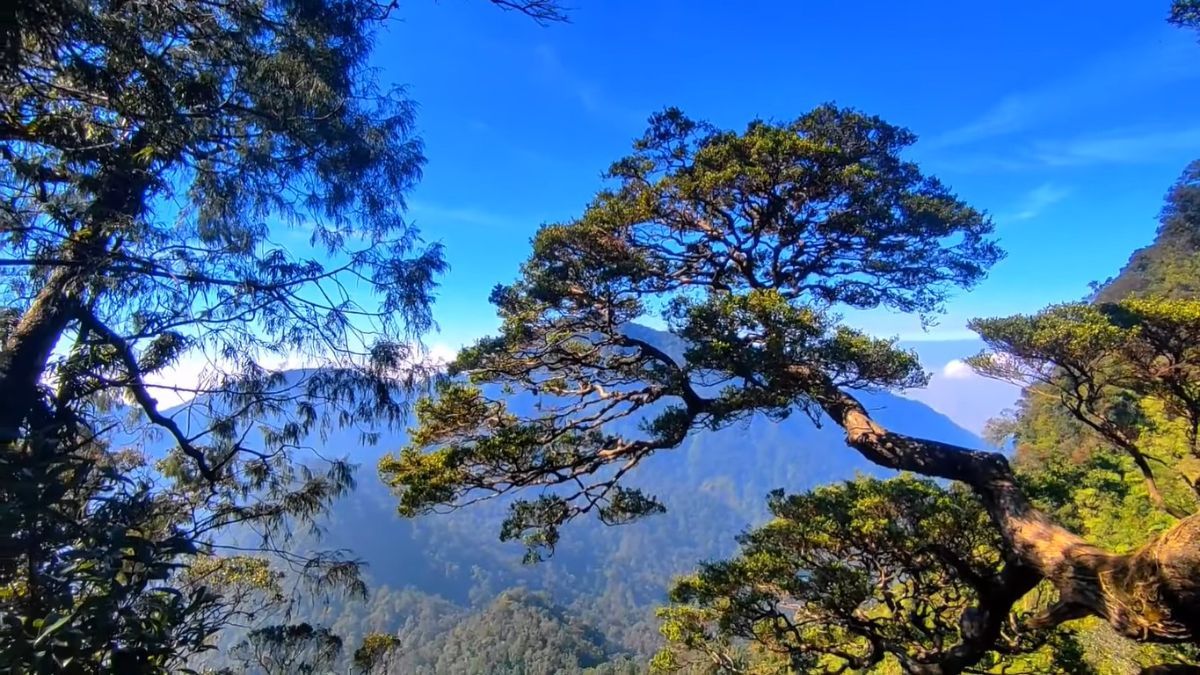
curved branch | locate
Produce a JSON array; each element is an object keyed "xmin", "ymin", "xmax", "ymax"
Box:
[
  {"xmin": 77, "ymin": 308, "xmax": 216, "ymax": 481},
  {"xmin": 807, "ymin": 373, "xmax": 1200, "ymax": 645}
]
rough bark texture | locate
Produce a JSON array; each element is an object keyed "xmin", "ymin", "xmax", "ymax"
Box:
[
  {"xmin": 0, "ymin": 266, "xmax": 82, "ymax": 443},
  {"xmin": 0, "ymin": 166, "xmax": 142, "ymax": 444},
  {"xmin": 814, "ymin": 379, "xmax": 1200, "ymax": 645}
]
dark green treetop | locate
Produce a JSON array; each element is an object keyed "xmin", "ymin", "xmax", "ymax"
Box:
[
  {"xmin": 381, "ymin": 105, "xmax": 1000, "ymax": 559},
  {"xmin": 0, "ymin": 0, "xmax": 564, "ymax": 671},
  {"xmin": 652, "ymin": 477, "xmax": 1091, "ymax": 674}
]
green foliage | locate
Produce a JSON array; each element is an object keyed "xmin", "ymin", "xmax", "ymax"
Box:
[
  {"xmin": 324, "ymin": 588, "xmax": 628, "ymax": 675},
  {"xmin": 0, "ymin": 0, "xmax": 564, "ymax": 671},
  {"xmin": 352, "ymin": 632, "xmax": 402, "ymax": 674},
  {"xmin": 382, "ymin": 105, "xmax": 998, "ymax": 559},
  {"xmin": 673, "ymin": 290, "xmax": 927, "ymax": 422},
  {"xmin": 969, "ymin": 296, "xmax": 1200, "ymax": 515},
  {"xmin": 0, "ymin": 435, "xmax": 247, "ymax": 673},
  {"xmin": 635, "ymin": 155, "xmax": 1200, "ymax": 669},
  {"xmin": 1171, "ymin": 0, "xmax": 1200, "ymax": 33},
  {"xmin": 963, "ymin": 156, "xmax": 1200, "ymax": 672},
  {"xmin": 654, "ymin": 476, "xmax": 1090, "ymax": 674}
]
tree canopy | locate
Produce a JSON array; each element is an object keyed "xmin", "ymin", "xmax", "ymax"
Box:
[
  {"xmin": 382, "ymin": 105, "xmax": 1200, "ymax": 673},
  {"xmin": 653, "ymin": 477, "xmax": 1090, "ymax": 674},
  {"xmin": 381, "ymin": 105, "xmax": 1000, "ymax": 556},
  {"xmin": 0, "ymin": 0, "xmax": 564, "ymax": 671},
  {"xmin": 969, "ymin": 298, "xmax": 1200, "ymax": 515}
]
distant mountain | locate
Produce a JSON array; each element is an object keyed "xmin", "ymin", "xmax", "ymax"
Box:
[
  {"xmin": 1094, "ymin": 161, "xmax": 1200, "ymax": 302},
  {"xmin": 246, "ymin": 323, "xmax": 988, "ymax": 666}
]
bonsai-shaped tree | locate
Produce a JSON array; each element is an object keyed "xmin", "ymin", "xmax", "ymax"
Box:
[{"xmin": 379, "ymin": 107, "xmax": 1200, "ymax": 669}]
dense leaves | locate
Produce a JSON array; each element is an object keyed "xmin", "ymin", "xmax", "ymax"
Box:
[
  {"xmin": 382, "ymin": 105, "xmax": 996, "ymax": 559},
  {"xmin": 1172, "ymin": 0, "xmax": 1200, "ymax": 34},
  {"xmin": 654, "ymin": 477, "xmax": 1090, "ymax": 674},
  {"xmin": 0, "ymin": 0, "xmax": 563, "ymax": 671},
  {"xmin": 969, "ymin": 297, "xmax": 1200, "ymax": 513}
]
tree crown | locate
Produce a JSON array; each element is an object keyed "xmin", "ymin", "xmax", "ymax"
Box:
[{"xmin": 381, "ymin": 106, "xmax": 1001, "ymax": 559}]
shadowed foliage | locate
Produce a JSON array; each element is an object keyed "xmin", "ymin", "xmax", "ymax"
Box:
[
  {"xmin": 380, "ymin": 103, "xmax": 1200, "ymax": 673},
  {"xmin": 0, "ymin": 0, "xmax": 564, "ymax": 671}
]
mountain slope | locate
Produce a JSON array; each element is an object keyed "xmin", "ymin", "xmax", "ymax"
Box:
[
  {"xmin": 265, "ymin": 323, "xmax": 986, "ymax": 663},
  {"xmin": 1095, "ymin": 161, "xmax": 1200, "ymax": 302},
  {"xmin": 169, "ymin": 323, "xmax": 985, "ymax": 670}
]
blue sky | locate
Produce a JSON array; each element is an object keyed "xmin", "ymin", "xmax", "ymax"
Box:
[{"xmin": 366, "ymin": 1, "xmax": 1199, "ymax": 353}]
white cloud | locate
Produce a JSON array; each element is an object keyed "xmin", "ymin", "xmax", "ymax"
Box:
[
  {"xmin": 1007, "ymin": 183, "xmax": 1071, "ymax": 222},
  {"xmin": 424, "ymin": 342, "xmax": 457, "ymax": 368},
  {"xmin": 905, "ymin": 371, "xmax": 1021, "ymax": 436},
  {"xmin": 941, "ymin": 359, "xmax": 974, "ymax": 379},
  {"xmin": 930, "ymin": 30, "xmax": 1198, "ymax": 149},
  {"xmin": 141, "ymin": 341, "xmax": 456, "ymax": 410},
  {"xmin": 1031, "ymin": 126, "xmax": 1200, "ymax": 167},
  {"xmin": 142, "ymin": 349, "xmax": 320, "ymax": 409}
]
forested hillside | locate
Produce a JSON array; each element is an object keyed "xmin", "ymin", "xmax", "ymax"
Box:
[
  {"xmin": 958, "ymin": 162, "xmax": 1200, "ymax": 673},
  {"xmin": 1095, "ymin": 164, "xmax": 1200, "ymax": 303},
  {"xmin": 5, "ymin": 2, "xmax": 1200, "ymax": 674},
  {"xmin": 192, "ymin": 332, "xmax": 982, "ymax": 672}
]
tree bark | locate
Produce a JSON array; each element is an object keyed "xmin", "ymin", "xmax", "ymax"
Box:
[
  {"xmin": 0, "ymin": 265, "xmax": 83, "ymax": 443},
  {"xmin": 812, "ymin": 379, "xmax": 1200, "ymax": 645},
  {"xmin": 0, "ymin": 163, "xmax": 146, "ymax": 444}
]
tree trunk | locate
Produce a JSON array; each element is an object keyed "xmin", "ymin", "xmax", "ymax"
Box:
[
  {"xmin": 0, "ymin": 266, "xmax": 82, "ymax": 443},
  {"xmin": 813, "ymin": 380, "xmax": 1200, "ymax": 644},
  {"xmin": 0, "ymin": 166, "xmax": 145, "ymax": 444}
]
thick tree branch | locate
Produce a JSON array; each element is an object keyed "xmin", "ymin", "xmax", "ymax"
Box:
[
  {"xmin": 0, "ymin": 265, "xmax": 83, "ymax": 443},
  {"xmin": 77, "ymin": 308, "xmax": 216, "ymax": 481},
  {"xmin": 807, "ymin": 373, "xmax": 1200, "ymax": 645}
]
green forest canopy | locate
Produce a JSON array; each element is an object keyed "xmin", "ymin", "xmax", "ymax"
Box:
[
  {"xmin": 381, "ymin": 109, "xmax": 1200, "ymax": 675},
  {"xmin": 3, "ymin": 1, "xmax": 1200, "ymax": 674}
]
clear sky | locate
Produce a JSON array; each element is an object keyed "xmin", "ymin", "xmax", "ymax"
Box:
[{"xmin": 363, "ymin": 1, "xmax": 1199, "ymax": 353}]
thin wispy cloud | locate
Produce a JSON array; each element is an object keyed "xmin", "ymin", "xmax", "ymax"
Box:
[
  {"xmin": 934, "ymin": 96, "xmax": 1036, "ymax": 149},
  {"xmin": 409, "ymin": 200, "xmax": 520, "ymax": 228},
  {"xmin": 931, "ymin": 30, "xmax": 1198, "ymax": 149},
  {"xmin": 1005, "ymin": 183, "xmax": 1071, "ymax": 222},
  {"xmin": 533, "ymin": 44, "xmax": 644, "ymax": 125},
  {"xmin": 1032, "ymin": 126, "xmax": 1200, "ymax": 167},
  {"xmin": 928, "ymin": 125, "xmax": 1200, "ymax": 173}
]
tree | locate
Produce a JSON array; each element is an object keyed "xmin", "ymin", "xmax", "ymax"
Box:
[
  {"xmin": 0, "ymin": 0, "xmax": 564, "ymax": 671},
  {"xmin": 968, "ymin": 299, "xmax": 1200, "ymax": 516},
  {"xmin": 1172, "ymin": 0, "xmax": 1200, "ymax": 34},
  {"xmin": 352, "ymin": 632, "xmax": 403, "ymax": 674},
  {"xmin": 379, "ymin": 106, "xmax": 1200, "ymax": 672},
  {"xmin": 229, "ymin": 623, "xmax": 343, "ymax": 675},
  {"xmin": 652, "ymin": 477, "xmax": 1091, "ymax": 674}
]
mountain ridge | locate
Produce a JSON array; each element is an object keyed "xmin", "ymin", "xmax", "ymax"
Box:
[{"xmin": 185, "ymin": 323, "xmax": 988, "ymax": 670}]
